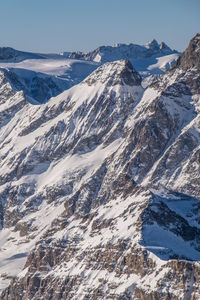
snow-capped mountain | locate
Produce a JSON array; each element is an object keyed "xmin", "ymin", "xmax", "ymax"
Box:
[
  {"xmin": 64, "ymin": 39, "xmax": 180, "ymax": 76},
  {"xmin": 66, "ymin": 39, "xmax": 177, "ymax": 62},
  {"xmin": 0, "ymin": 34, "xmax": 200, "ymax": 299}
]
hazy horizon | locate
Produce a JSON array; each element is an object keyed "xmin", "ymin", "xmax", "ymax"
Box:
[{"xmin": 0, "ymin": 0, "xmax": 199, "ymax": 53}]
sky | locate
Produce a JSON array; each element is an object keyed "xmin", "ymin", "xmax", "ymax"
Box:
[{"xmin": 0, "ymin": 0, "xmax": 199, "ymax": 53}]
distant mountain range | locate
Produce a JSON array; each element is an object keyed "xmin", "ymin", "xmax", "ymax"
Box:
[
  {"xmin": 61, "ymin": 39, "xmax": 180, "ymax": 75},
  {"xmin": 62, "ymin": 39, "xmax": 177, "ymax": 62}
]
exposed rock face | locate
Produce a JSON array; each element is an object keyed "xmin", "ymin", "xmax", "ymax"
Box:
[
  {"xmin": 83, "ymin": 59, "xmax": 141, "ymax": 86},
  {"xmin": 174, "ymin": 33, "xmax": 200, "ymax": 70},
  {"xmin": 0, "ymin": 34, "xmax": 200, "ymax": 299}
]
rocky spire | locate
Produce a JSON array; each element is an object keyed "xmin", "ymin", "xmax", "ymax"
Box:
[
  {"xmin": 159, "ymin": 41, "xmax": 172, "ymax": 52},
  {"xmin": 145, "ymin": 39, "xmax": 160, "ymax": 50}
]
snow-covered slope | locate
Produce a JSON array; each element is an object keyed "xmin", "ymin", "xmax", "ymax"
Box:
[
  {"xmin": 0, "ymin": 57, "xmax": 99, "ymax": 103},
  {"xmin": 0, "ymin": 57, "xmax": 98, "ymax": 80},
  {"xmin": 0, "ymin": 34, "xmax": 200, "ymax": 299}
]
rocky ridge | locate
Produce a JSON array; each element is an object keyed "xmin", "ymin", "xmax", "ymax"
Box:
[
  {"xmin": 0, "ymin": 35, "xmax": 200, "ymax": 299},
  {"xmin": 0, "ymin": 47, "xmax": 46, "ymax": 62},
  {"xmin": 66, "ymin": 39, "xmax": 177, "ymax": 63},
  {"xmin": 63, "ymin": 39, "xmax": 180, "ymax": 77}
]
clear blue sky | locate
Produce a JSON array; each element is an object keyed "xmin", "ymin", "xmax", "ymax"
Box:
[{"xmin": 0, "ymin": 0, "xmax": 199, "ymax": 53}]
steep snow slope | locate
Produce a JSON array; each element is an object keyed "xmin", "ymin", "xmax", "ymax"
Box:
[{"xmin": 0, "ymin": 35, "xmax": 200, "ymax": 299}]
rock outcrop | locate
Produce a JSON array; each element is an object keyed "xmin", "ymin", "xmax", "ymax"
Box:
[{"xmin": 173, "ymin": 33, "xmax": 200, "ymax": 71}]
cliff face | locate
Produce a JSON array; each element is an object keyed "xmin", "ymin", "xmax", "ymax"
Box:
[
  {"xmin": 0, "ymin": 35, "xmax": 200, "ymax": 299},
  {"xmin": 174, "ymin": 33, "xmax": 200, "ymax": 71}
]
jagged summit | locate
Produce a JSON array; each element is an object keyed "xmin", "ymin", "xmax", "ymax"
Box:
[
  {"xmin": 173, "ymin": 33, "xmax": 200, "ymax": 70},
  {"xmin": 145, "ymin": 40, "xmax": 173, "ymax": 51},
  {"xmin": 159, "ymin": 41, "xmax": 172, "ymax": 52},
  {"xmin": 66, "ymin": 40, "xmax": 177, "ymax": 64},
  {"xmin": 145, "ymin": 39, "xmax": 175, "ymax": 54},
  {"xmin": 145, "ymin": 39, "xmax": 160, "ymax": 50},
  {"xmin": 153, "ymin": 34, "xmax": 200, "ymax": 94},
  {"xmin": 83, "ymin": 59, "xmax": 142, "ymax": 86}
]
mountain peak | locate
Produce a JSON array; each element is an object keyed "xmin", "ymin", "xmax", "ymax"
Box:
[
  {"xmin": 145, "ymin": 39, "xmax": 159, "ymax": 50},
  {"xmin": 174, "ymin": 33, "xmax": 200, "ymax": 70},
  {"xmin": 159, "ymin": 41, "xmax": 172, "ymax": 52},
  {"xmin": 83, "ymin": 59, "xmax": 142, "ymax": 86}
]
